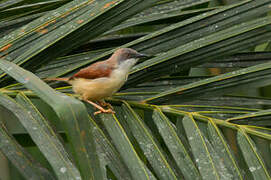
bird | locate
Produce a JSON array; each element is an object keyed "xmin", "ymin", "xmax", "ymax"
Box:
[{"xmin": 46, "ymin": 48, "xmax": 148, "ymax": 115}]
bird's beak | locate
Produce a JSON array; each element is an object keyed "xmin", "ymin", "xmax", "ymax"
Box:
[{"xmin": 135, "ymin": 53, "xmax": 152, "ymax": 58}]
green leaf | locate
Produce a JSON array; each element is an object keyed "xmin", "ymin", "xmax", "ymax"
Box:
[
  {"xmin": 228, "ymin": 109, "xmax": 271, "ymax": 126},
  {"xmin": 0, "ymin": 12, "xmax": 43, "ymax": 38},
  {"xmin": 143, "ymin": 53, "xmax": 271, "ymax": 104},
  {"xmin": 127, "ymin": 15, "xmax": 271, "ymax": 87},
  {"xmin": 97, "ymin": 113, "xmax": 154, "ymax": 180},
  {"xmin": 15, "ymin": 92, "xmax": 81, "ymax": 180},
  {"xmin": 90, "ymin": 117, "xmax": 133, "ymax": 180},
  {"xmin": 0, "ymin": 110, "xmax": 54, "ymax": 180},
  {"xmin": 0, "ymin": 59, "xmax": 101, "ymax": 180},
  {"xmin": 0, "ymin": 0, "xmax": 70, "ymax": 20},
  {"xmin": 198, "ymin": 52, "xmax": 271, "ymax": 68},
  {"xmin": 152, "ymin": 108, "xmax": 201, "ymax": 179},
  {"xmin": 173, "ymin": 95, "xmax": 271, "ymax": 110},
  {"xmin": 237, "ymin": 128, "xmax": 271, "ymax": 179},
  {"xmin": 105, "ymin": 6, "xmax": 214, "ymax": 34},
  {"xmin": 138, "ymin": 0, "xmax": 210, "ymax": 17},
  {"xmin": 38, "ymin": 0, "xmax": 271, "ymax": 81},
  {"xmin": 121, "ymin": 102, "xmax": 177, "ymax": 180},
  {"xmin": 0, "ymin": 0, "xmax": 157, "ymax": 83},
  {"xmin": 207, "ymin": 120, "xmax": 243, "ymax": 179},
  {"xmin": 182, "ymin": 115, "xmax": 220, "ymax": 179},
  {"xmin": 0, "ymin": 0, "xmax": 24, "ymax": 11}
]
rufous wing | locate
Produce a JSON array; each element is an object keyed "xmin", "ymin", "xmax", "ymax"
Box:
[{"xmin": 71, "ymin": 61, "xmax": 114, "ymax": 80}]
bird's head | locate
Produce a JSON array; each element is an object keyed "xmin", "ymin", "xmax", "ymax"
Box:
[{"xmin": 112, "ymin": 48, "xmax": 149, "ymax": 65}]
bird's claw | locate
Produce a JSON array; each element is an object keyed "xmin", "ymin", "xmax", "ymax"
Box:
[
  {"xmin": 94, "ymin": 109, "xmax": 115, "ymax": 115},
  {"xmin": 99, "ymin": 101, "xmax": 114, "ymax": 110},
  {"xmin": 105, "ymin": 103, "xmax": 114, "ymax": 110}
]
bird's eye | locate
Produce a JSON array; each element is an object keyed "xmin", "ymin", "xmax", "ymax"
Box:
[{"xmin": 124, "ymin": 53, "xmax": 131, "ymax": 60}]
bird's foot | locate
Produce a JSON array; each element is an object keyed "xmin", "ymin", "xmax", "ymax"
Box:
[
  {"xmin": 83, "ymin": 99, "xmax": 115, "ymax": 115},
  {"xmin": 94, "ymin": 108, "xmax": 115, "ymax": 115},
  {"xmin": 99, "ymin": 101, "xmax": 114, "ymax": 110}
]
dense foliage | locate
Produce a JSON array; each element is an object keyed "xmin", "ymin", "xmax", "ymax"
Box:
[{"xmin": 1, "ymin": 0, "xmax": 271, "ymax": 179}]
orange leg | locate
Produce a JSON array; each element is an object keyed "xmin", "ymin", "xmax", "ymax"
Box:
[{"xmin": 84, "ymin": 99, "xmax": 115, "ymax": 115}]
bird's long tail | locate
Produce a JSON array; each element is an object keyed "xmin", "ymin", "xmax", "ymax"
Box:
[{"xmin": 44, "ymin": 77, "xmax": 70, "ymax": 82}]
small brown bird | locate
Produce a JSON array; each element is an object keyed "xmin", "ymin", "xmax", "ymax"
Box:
[{"xmin": 46, "ymin": 48, "xmax": 148, "ymax": 115}]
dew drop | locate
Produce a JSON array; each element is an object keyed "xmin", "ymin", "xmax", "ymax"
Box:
[
  {"xmin": 60, "ymin": 167, "xmax": 67, "ymax": 173},
  {"xmin": 249, "ymin": 166, "xmax": 256, "ymax": 172}
]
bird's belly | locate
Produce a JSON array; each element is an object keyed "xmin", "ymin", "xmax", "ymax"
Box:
[{"xmin": 71, "ymin": 77, "xmax": 125, "ymax": 100}]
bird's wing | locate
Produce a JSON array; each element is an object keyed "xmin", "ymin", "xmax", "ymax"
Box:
[{"xmin": 71, "ymin": 61, "xmax": 114, "ymax": 80}]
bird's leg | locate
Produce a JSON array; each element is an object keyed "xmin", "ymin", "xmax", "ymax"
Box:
[
  {"xmin": 84, "ymin": 99, "xmax": 115, "ymax": 115},
  {"xmin": 98, "ymin": 100, "xmax": 114, "ymax": 110}
]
